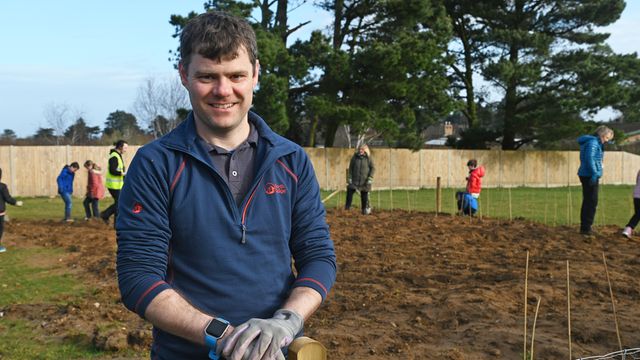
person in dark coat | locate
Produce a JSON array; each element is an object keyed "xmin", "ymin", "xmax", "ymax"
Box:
[
  {"xmin": 345, "ymin": 144, "xmax": 375, "ymax": 214},
  {"xmin": 577, "ymin": 125, "xmax": 614, "ymax": 235},
  {"xmin": 0, "ymin": 168, "xmax": 23, "ymax": 252}
]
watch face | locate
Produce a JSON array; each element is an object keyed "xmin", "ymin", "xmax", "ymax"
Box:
[{"xmin": 206, "ymin": 318, "xmax": 229, "ymax": 338}]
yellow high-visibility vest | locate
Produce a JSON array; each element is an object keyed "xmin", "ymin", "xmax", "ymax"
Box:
[{"xmin": 105, "ymin": 152, "xmax": 125, "ymax": 190}]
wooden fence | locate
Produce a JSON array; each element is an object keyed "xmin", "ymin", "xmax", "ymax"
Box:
[{"xmin": 1, "ymin": 145, "xmax": 639, "ymax": 197}]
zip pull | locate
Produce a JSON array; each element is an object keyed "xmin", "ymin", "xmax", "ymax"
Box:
[{"xmin": 241, "ymin": 224, "xmax": 247, "ymax": 244}]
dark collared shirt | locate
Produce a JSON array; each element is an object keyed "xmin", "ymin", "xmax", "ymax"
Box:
[{"xmin": 198, "ymin": 123, "xmax": 258, "ymax": 206}]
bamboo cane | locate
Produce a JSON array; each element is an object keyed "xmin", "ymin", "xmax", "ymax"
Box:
[
  {"xmin": 567, "ymin": 260, "xmax": 572, "ymax": 360},
  {"xmin": 602, "ymin": 252, "xmax": 623, "ymax": 351},
  {"xmin": 321, "ymin": 189, "xmax": 341, "ymax": 204},
  {"xmin": 531, "ymin": 296, "xmax": 541, "ymax": 360},
  {"xmin": 524, "ymin": 251, "xmax": 530, "ymax": 360}
]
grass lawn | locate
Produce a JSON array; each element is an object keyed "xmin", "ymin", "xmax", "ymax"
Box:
[
  {"xmin": 321, "ymin": 185, "xmax": 634, "ymax": 227},
  {"xmin": 0, "ymin": 197, "xmax": 143, "ymax": 359},
  {"xmin": 5, "ymin": 186, "xmax": 633, "ymax": 227},
  {"xmin": 5, "ymin": 196, "xmax": 115, "ymax": 221},
  {"xmin": 0, "ymin": 246, "xmax": 135, "ymax": 359}
]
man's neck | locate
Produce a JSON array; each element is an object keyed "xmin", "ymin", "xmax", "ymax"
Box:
[{"xmin": 196, "ymin": 119, "xmax": 251, "ymax": 151}]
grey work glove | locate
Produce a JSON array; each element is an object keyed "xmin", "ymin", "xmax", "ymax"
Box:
[{"xmin": 218, "ymin": 309, "xmax": 303, "ymax": 360}]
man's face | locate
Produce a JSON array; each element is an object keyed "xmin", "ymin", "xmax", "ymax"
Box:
[{"xmin": 179, "ymin": 48, "xmax": 259, "ymax": 137}]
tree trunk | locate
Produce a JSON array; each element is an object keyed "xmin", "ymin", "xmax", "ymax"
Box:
[
  {"xmin": 308, "ymin": 115, "xmax": 318, "ymax": 147},
  {"xmin": 275, "ymin": 0, "xmax": 288, "ymax": 43},
  {"xmin": 324, "ymin": 120, "xmax": 339, "ymax": 148}
]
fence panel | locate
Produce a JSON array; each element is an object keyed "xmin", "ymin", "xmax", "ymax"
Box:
[{"xmin": 1, "ymin": 146, "xmax": 640, "ymax": 196}]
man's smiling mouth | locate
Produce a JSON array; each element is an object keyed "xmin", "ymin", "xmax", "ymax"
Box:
[{"xmin": 210, "ymin": 103, "xmax": 235, "ymax": 109}]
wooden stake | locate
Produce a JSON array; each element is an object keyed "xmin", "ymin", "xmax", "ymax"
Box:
[
  {"xmin": 436, "ymin": 177, "xmax": 441, "ymax": 215},
  {"xmin": 523, "ymin": 251, "xmax": 529, "ymax": 360},
  {"xmin": 568, "ymin": 187, "xmax": 573, "ymax": 224},
  {"xmin": 486, "ymin": 187, "xmax": 490, "ymax": 218},
  {"xmin": 530, "ymin": 296, "xmax": 541, "ymax": 360},
  {"xmin": 567, "ymin": 260, "xmax": 572, "ymax": 360},
  {"xmin": 509, "ymin": 187, "xmax": 513, "ymax": 221},
  {"xmin": 566, "ymin": 192, "xmax": 570, "ymax": 225},
  {"xmin": 602, "ymin": 252, "xmax": 623, "ymax": 351},
  {"xmin": 406, "ymin": 189, "xmax": 410, "ymax": 212}
]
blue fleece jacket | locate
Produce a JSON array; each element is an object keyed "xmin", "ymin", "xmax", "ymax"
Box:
[
  {"xmin": 116, "ymin": 111, "xmax": 336, "ymax": 359},
  {"xmin": 56, "ymin": 166, "xmax": 75, "ymax": 194},
  {"xmin": 577, "ymin": 135, "xmax": 604, "ymax": 179}
]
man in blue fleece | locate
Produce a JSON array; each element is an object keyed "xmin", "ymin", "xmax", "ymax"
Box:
[
  {"xmin": 577, "ymin": 125, "xmax": 614, "ymax": 236},
  {"xmin": 116, "ymin": 11, "xmax": 337, "ymax": 360}
]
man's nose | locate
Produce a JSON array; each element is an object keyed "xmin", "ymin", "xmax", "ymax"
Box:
[{"xmin": 212, "ymin": 78, "xmax": 232, "ymax": 97}]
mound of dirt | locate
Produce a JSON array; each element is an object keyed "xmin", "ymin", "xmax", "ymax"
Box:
[{"xmin": 3, "ymin": 210, "xmax": 639, "ymax": 359}]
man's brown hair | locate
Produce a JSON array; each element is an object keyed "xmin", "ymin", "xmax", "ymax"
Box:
[{"xmin": 179, "ymin": 11, "xmax": 258, "ymax": 71}]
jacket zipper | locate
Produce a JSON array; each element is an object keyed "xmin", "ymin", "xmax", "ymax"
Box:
[{"xmin": 240, "ymin": 175, "xmax": 264, "ymax": 244}]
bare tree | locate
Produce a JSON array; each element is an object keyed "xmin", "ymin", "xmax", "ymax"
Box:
[
  {"xmin": 43, "ymin": 102, "xmax": 84, "ymax": 145},
  {"xmin": 133, "ymin": 76, "xmax": 189, "ymax": 138}
]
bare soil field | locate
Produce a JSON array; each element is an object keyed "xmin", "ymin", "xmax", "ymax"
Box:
[{"xmin": 2, "ymin": 209, "xmax": 640, "ymax": 359}]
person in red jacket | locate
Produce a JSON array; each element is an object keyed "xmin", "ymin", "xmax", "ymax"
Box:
[
  {"xmin": 83, "ymin": 160, "xmax": 105, "ymax": 220},
  {"xmin": 465, "ymin": 159, "xmax": 485, "ymax": 199}
]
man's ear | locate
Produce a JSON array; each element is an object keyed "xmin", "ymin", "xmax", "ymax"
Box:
[
  {"xmin": 178, "ymin": 62, "xmax": 189, "ymax": 86},
  {"xmin": 252, "ymin": 60, "xmax": 260, "ymax": 87}
]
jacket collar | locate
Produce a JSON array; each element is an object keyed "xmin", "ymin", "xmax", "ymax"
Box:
[{"xmin": 159, "ymin": 111, "xmax": 295, "ymax": 165}]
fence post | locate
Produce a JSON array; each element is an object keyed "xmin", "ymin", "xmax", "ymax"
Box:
[
  {"xmin": 324, "ymin": 147, "xmax": 329, "ymax": 190},
  {"xmin": 436, "ymin": 177, "xmax": 442, "ymax": 214}
]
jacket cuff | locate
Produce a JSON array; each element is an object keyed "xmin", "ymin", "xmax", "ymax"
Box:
[
  {"xmin": 293, "ymin": 261, "xmax": 336, "ymax": 301},
  {"xmin": 131, "ymin": 281, "xmax": 172, "ymax": 318}
]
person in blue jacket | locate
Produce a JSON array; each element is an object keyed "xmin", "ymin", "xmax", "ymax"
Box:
[
  {"xmin": 577, "ymin": 125, "xmax": 613, "ymax": 235},
  {"xmin": 116, "ymin": 11, "xmax": 336, "ymax": 360},
  {"xmin": 56, "ymin": 162, "xmax": 79, "ymax": 222}
]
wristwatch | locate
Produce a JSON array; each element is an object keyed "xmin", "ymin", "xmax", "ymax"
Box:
[{"xmin": 204, "ymin": 317, "xmax": 230, "ymax": 360}]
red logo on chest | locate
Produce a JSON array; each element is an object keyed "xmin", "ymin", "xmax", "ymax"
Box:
[
  {"xmin": 265, "ymin": 183, "xmax": 287, "ymax": 195},
  {"xmin": 132, "ymin": 202, "xmax": 143, "ymax": 214}
]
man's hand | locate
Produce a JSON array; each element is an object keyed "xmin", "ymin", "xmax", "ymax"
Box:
[
  {"xmin": 218, "ymin": 309, "xmax": 303, "ymax": 360},
  {"xmin": 366, "ymin": 177, "xmax": 373, "ymax": 185},
  {"xmin": 590, "ymin": 175, "xmax": 598, "ymax": 185}
]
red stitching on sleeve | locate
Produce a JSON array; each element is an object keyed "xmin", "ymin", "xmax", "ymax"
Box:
[
  {"xmin": 134, "ymin": 281, "xmax": 167, "ymax": 313},
  {"xmin": 294, "ymin": 277, "xmax": 327, "ymax": 296}
]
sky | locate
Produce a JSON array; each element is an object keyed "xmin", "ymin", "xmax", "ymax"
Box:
[{"xmin": 0, "ymin": 1, "xmax": 638, "ymax": 138}]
